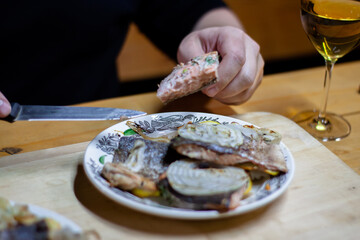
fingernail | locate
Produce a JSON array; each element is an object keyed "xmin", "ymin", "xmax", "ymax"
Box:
[
  {"xmin": 206, "ymin": 86, "xmax": 218, "ymax": 97},
  {"xmin": 0, "ymin": 99, "xmax": 5, "ymax": 115},
  {"xmin": 0, "ymin": 99, "xmax": 11, "ymax": 116}
]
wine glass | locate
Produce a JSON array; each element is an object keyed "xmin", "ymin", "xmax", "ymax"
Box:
[{"xmin": 293, "ymin": 0, "xmax": 360, "ymax": 141}]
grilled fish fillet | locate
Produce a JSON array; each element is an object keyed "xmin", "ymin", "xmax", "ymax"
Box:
[
  {"xmin": 112, "ymin": 136, "xmax": 170, "ymax": 180},
  {"xmin": 101, "ymin": 162, "xmax": 157, "ymax": 191},
  {"xmin": 172, "ymin": 123, "xmax": 288, "ymax": 173},
  {"xmin": 156, "ymin": 51, "xmax": 219, "ymax": 104},
  {"xmin": 101, "ymin": 136, "xmax": 170, "ymax": 192}
]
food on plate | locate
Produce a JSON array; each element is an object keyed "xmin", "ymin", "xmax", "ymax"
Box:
[
  {"xmin": 102, "ymin": 162, "xmax": 159, "ymax": 196},
  {"xmin": 0, "ymin": 197, "xmax": 86, "ymax": 240},
  {"xmin": 101, "ymin": 136, "xmax": 171, "ymax": 197},
  {"xmin": 125, "ymin": 121, "xmax": 177, "ymax": 143},
  {"xmin": 159, "ymin": 160, "xmax": 251, "ymax": 210},
  {"xmin": 112, "ymin": 136, "xmax": 170, "ymax": 180},
  {"xmin": 156, "ymin": 51, "xmax": 219, "ymax": 104},
  {"xmin": 100, "ymin": 120, "xmax": 287, "ymax": 211},
  {"xmin": 172, "ymin": 123, "xmax": 287, "ymax": 173}
]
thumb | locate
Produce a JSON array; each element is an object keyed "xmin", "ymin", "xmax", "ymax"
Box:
[
  {"xmin": 0, "ymin": 91, "xmax": 11, "ymax": 118},
  {"xmin": 177, "ymin": 32, "xmax": 205, "ymax": 64}
]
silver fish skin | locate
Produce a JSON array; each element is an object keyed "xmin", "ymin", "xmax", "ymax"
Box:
[
  {"xmin": 113, "ymin": 136, "xmax": 170, "ymax": 180},
  {"xmin": 101, "ymin": 136, "xmax": 171, "ymax": 192}
]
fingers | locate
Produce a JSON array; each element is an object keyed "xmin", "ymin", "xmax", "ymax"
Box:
[
  {"xmin": 214, "ymin": 47, "xmax": 264, "ymax": 104},
  {"xmin": 206, "ymin": 30, "xmax": 264, "ymax": 105},
  {"xmin": 202, "ymin": 28, "xmax": 246, "ymax": 97},
  {"xmin": 204, "ymin": 50, "xmax": 245, "ymax": 97},
  {"xmin": 177, "ymin": 33, "xmax": 205, "ymax": 64},
  {"xmin": 177, "ymin": 26, "xmax": 264, "ymax": 105},
  {"xmin": 0, "ymin": 91, "xmax": 11, "ymax": 118},
  {"xmin": 215, "ymin": 55, "xmax": 264, "ymax": 105}
]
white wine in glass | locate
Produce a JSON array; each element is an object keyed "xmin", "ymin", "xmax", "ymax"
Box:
[{"xmin": 293, "ymin": 0, "xmax": 360, "ymax": 141}]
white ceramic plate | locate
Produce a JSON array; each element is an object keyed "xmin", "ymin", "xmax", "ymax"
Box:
[
  {"xmin": 83, "ymin": 112, "xmax": 295, "ymax": 220},
  {"xmin": 7, "ymin": 200, "xmax": 82, "ymax": 233}
]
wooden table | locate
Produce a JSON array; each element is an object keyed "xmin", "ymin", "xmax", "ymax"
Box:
[
  {"xmin": 1, "ymin": 61, "xmax": 360, "ymax": 239},
  {"xmin": 1, "ymin": 60, "xmax": 359, "ymax": 173}
]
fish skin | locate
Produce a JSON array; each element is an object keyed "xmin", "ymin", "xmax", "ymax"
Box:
[
  {"xmin": 101, "ymin": 136, "xmax": 172, "ymax": 192},
  {"xmin": 113, "ymin": 136, "xmax": 171, "ymax": 180},
  {"xmin": 171, "ymin": 135, "xmax": 288, "ymax": 173}
]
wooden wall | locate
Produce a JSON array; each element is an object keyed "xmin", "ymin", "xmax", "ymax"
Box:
[{"xmin": 116, "ymin": 0, "xmax": 319, "ymax": 83}]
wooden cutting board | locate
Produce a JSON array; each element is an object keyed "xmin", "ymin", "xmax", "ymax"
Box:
[{"xmin": 0, "ymin": 112, "xmax": 359, "ymax": 240}]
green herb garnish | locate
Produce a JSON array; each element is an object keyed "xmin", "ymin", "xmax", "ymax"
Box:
[
  {"xmin": 124, "ymin": 129, "xmax": 137, "ymax": 136},
  {"xmin": 99, "ymin": 155, "xmax": 106, "ymax": 164},
  {"xmin": 205, "ymin": 56, "xmax": 216, "ymax": 65}
]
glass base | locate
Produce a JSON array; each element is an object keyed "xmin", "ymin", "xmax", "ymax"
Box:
[{"xmin": 292, "ymin": 110, "xmax": 351, "ymax": 142}]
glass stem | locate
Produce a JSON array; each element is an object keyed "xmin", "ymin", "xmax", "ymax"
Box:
[{"xmin": 318, "ymin": 60, "xmax": 335, "ymax": 122}]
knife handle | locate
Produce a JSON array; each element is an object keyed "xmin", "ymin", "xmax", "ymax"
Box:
[{"xmin": 3, "ymin": 102, "xmax": 21, "ymax": 123}]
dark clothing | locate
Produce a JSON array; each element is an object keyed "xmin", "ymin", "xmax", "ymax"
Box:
[{"xmin": 1, "ymin": 0, "xmax": 225, "ymax": 105}]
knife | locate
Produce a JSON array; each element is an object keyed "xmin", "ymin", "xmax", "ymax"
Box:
[{"xmin": 4, "ymin": 102, "xmax": 146, "ymax": 122}]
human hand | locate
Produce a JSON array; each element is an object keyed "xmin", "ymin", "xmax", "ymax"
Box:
[
  {"xmin": 0, "ymin": 91, "xmax": 11, "ymax": 118},
  {"xmin": 177, "ymin": 26, "xmax": 264, "ymax": 105}
]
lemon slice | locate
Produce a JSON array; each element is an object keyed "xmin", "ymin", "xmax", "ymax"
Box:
[
  {"xmin": 237, "ymin": 162, "xmax": 280, "ymax": 176},
  {"xmin": 131, "ymin": 188, "xmax": 160, "ymax": 198},
  {"xmin": 264, "ymin": 169, "xmax": 280, "ymax": 176},
  {"xmin": 244, "ymin": 177, "xmax": 252, "ymax": 195}
]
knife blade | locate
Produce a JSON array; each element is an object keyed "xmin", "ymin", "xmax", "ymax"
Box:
[{"xmin": 4, "ymin": 102, "xmax": 147, "ymax": 122}]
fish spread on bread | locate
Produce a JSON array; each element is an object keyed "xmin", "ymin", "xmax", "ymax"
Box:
[{"xmin": 156, "ymin": 51, "xmax": 219, "ymax": 104}]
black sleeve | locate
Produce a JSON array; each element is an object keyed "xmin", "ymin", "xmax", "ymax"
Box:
[{"xmin": 133, "ymin": 0, "xmax": 227, "ymax": 61}]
